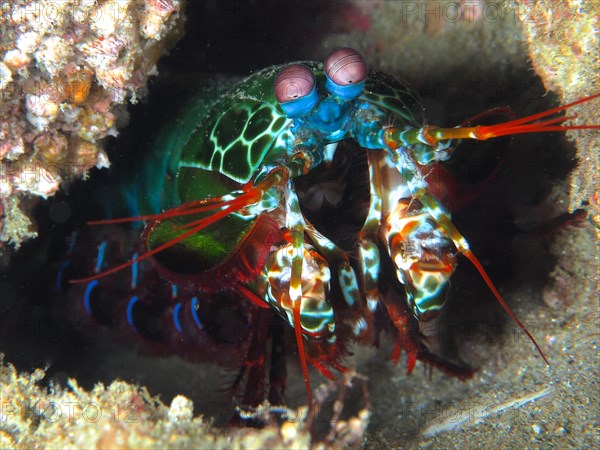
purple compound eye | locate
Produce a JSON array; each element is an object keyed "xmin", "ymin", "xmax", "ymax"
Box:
[
  {"xmin": 324, "ymin": 48, "xmax": 368, "ymax": 86},
  {"xmin": 274, "ymin": 64, "xmax": 316, "ymax": 104}
]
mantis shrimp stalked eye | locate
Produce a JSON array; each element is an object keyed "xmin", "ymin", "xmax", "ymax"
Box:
[
  {"xmin": 324, "ymin": 47, "xmax": 368, "ymax": 99},
  {"xmin": 63, "ymin": 47, "xmax": 599, "ymax": 409},
  {"xmin": 274, "ymin": 64, "xmax": 318, "ymax": 116}
]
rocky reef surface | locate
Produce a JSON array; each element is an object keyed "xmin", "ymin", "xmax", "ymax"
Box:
[
  {"xmin": 0, "ymin": 357, "xmax": 369, "ymax": 449},
  {"xmin": 0, "ymin": 0, "xmax": 183, "ymax": 249}
]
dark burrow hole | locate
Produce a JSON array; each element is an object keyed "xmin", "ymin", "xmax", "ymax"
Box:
[{"xmin": 0, "ymin": 0, "xmax": 578, "ymax": 437}]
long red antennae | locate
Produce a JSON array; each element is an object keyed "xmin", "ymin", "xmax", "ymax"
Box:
[
  {"xmin": 462, "ymin": 249, "xmax": 550, "ymax": 365},
  {"xmin": 479, "ymin": 92, "xmax": 599, "ymax": 128},
  {"xmin": 87, "ymin": 191, "xmax": 254, "ymax": 226},
  {"xmin": 417, "ymin": 194, "xmax": 550, "ymax": 365},
  {"xmin": 423, "ymin": 92, "xmax": 600, "ymax": 142},
  {"xmin": 72, "ymin": 167, "xmax": 291, "ymax": 284},
  {"xmin": 69, "ymin": 193, "xmax": 260, "ymax": 284},
  {"xmin": 293, "ymin": 301, "xmax": 313, "ymax": 407}
]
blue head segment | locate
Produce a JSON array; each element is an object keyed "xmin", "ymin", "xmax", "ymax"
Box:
[
  {"xmin": 279, "ymin": 87, "xmax": 319, "ymax": 118},
  {"xmin": 323, "ymin": 47, "xmax": 368, "ymax": 101},
  {"xmin": 325, "ymin": 76, "xmax": 365, "ymax": 100},
  {"xmin": 274, "ymin": 64, "xmax": 319, "ymax": 118}
]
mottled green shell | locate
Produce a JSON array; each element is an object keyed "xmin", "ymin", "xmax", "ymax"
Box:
[
  {"xmin": 143, "ymin": 66, "xmax": 292, "ymax": 273},
  {"xmin": 176, "ymin": 64, "xmax": 293, "ymax": 189},
  {"xmin": 139, "ymin": 62, "xmax": 425, "ymax": 274}
]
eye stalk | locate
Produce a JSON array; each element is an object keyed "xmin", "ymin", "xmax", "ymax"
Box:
[
  {"xmin": 274, "ymin": 64, "xmax": 318, "ymax": 118},
  {"xmin": 324, "ymin": 47, "xmax": 368, "ymax": 100}
]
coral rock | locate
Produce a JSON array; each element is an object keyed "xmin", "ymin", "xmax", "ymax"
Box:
[{"xmin": 0, "ymin": 0, "xmax": 184, "ymax": 249}]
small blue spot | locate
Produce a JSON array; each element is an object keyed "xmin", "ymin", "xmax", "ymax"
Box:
[
  {"xmin": 173, "ymin": 302, "xmax": 183, "ymax": 334},
  {"xmin": 131, "ymin": 252, "xmax": 139, "ymax": 290},
  {"xmin": 95, "ymin": 241, "xmax": 107, "ymax": 274},
  {"xmin": 171, "ymin": 284, "xmax": 178, "ymax": 300},
  {"xmin": 83, "ymin": 280, "xmax": 99, "ymax": 316},
  {"xmin": 67, "ymin": 231, "xmax": 79, "ymax": 255},
  {"xmin": 127, "ymin": 296, "xmax": 139, "ymax": 333},
  {"xmin": 123, "ymin": 187, "xmax": 143, "ymax": 229},
  {"xmin": 191, "ymin": 297, "xmax": 204, "ymax": 330},
  {"xmin": 56, "ymin": 260, "xmax": 71, "ymax": 289}
]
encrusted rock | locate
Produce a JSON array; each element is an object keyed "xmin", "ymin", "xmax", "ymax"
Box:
[{"xmin": 0, "ymin": 0, "xmax": 185, "ymax": 249}]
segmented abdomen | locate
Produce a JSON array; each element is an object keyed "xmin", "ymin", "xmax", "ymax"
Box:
[{"xmin": 57, "ymin": 226, "xmax": 254, "ymax": 367}]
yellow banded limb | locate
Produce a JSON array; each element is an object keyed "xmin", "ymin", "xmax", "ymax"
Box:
[{"xmin": 285, "ymin": 187, "xmax": 313, "ymax": 407}]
